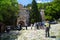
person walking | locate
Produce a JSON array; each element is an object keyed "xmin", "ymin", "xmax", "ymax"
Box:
[
  {"xmin": 25, "ymin": 24, "xmax": 27, "ymax": 30},
  {"xmin": 36, "ymin": 22, "xmax": 39, "ymax": 29},
  {"xmin": 6, "ymin": 26, "xmax": 11, "ymax": 33},
  {"xmin": 31, "ymin": 24, "xmax": 33, "ymax": 29},
  {"xmin": 0, "ymin": 22, "xmax": 2, "ymax": 33},
  {"xmin": 45, "ymin": 19, "xmax": 50, "ymax": 37},
  {"xmin": 17, "ymin": 24, "xmax": 22, "ymax": 30},
  {"xmin": 0, "ymin": 22, "xmax": 3, "ymax": 36},
  {"xmin": 19, "ymin": 24, "xmax": 22, "ymax": 30}
]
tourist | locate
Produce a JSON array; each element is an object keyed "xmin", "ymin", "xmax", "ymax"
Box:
[
  {"xmin": 17, "ymin": 24, "xmax": 21, "ymax": 30},
  {"xmin": 6, "ymin": 26, "xmax": 11, "ymax": 33},
  {"xmin": 45, "ymin": 19, "xmax": 50, "ymax": 37},
  {"xmin": 17, "ymin": 24, "xmax": 22, "ymax": 30},
  {"xmin": 19, "ymin": 24, "xmax": 22, "ymax": 30},
  {"xmin": 40, "ymin": 22, "xmax": 44, "ymax": 29},
  {"xmin": 31, "ymin": 24, "xmax": 33, "ymax": 29},
  {"xmin": 0, "ymin": 22, "xmax": 2, "ymax": 33},
  {"xmin": 36, "ymin": 22, "xmax": 39, "ymax": 29},
  {"xmin": 33, "ymin": 23, "xmax": 36, "ymax": 29},
  {"xmin": 25, "ymin": 24, "xmax": 27, "ymax": 30},
  {"xmin": 0, "ymin": 22, "xmax": 3, "ymax": 36}
]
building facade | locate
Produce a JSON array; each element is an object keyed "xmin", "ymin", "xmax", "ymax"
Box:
[
  {"xmin": 17, "ymin": 4, "xmax": 30, "ymax": 26},
  {"xmin": 40, "ymin": 9, "xmax": 45, "ymax": 21}
]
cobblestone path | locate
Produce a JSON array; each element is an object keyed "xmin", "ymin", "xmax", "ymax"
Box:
[
  {"xmin": 17, "ymin": 24, "xmax": 60, "ymax": 40},
  {"xmin": 1, "ymin": 24, "xmax": 60, "ymax": 40}
]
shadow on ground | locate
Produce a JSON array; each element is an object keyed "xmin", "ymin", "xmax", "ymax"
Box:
[{"xmin": 50, "ymin": 36, "xmax": 56, "ymax": 38}]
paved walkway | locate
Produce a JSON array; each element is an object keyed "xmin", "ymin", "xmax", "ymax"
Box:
[
  {"xmin": 1, "ymin": 24, "xmax": 60, "ymax": 40},
  {"xmin": 16, "ymin": 24, "xmax": 60, "ymax": 40}
]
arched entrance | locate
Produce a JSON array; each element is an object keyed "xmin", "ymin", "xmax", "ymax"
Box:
[{"xmin": 18, "ymin": 21, "xmax": 25, "ymax": 27}]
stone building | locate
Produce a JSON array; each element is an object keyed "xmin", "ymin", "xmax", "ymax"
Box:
[
  {"xmin": 17, "ymin": 4, "xmax": 30, "ymax": 26},
  {"xmin": 40, "ymin": 9, "xmax": 45, "ymax": 21}
]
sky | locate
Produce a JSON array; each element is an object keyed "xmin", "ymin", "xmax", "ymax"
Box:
[{"xmin": 17, "ymin": 0, "xmax": 52, "ymax": 6}]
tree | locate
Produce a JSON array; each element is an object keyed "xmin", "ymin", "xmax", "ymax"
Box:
[
  {"xmin": 51, "ymin": 0, "xmax": 60, "ymax": 20},
  {"xmin": 30, "ymin": 0, "xmax": 41, "ymax": 23},
  {"xmin": 0, "ymin": 0, "xmax": 19, "ymax": 25},
  {"xmin": 27, "ymin": 0, "xmax": 60, "ymax": 21},
  {"xmin": 45, "ymin": 0, "xmax": 60, "ymax": 21}
]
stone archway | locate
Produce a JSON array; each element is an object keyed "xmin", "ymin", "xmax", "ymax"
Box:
[{"xmin": 18, "ymin": 21, "xmax": 25, "ymax": 27}]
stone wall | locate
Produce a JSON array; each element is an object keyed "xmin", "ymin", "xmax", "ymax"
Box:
[{"xmin": 17, "ymin": 4, "xmax": 30, "ymax": 26}]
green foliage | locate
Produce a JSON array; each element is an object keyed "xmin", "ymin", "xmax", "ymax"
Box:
[
  {"xmin": 26, "ymin": 0, "xmax": 60, "ymax": 21},
  {"xmin": 42, "ymin": 0, "xmax": 60, "ymax": 21},
  {"xmin": 36, "ymin": 0, "xmax": 60, "ymax": 21},
  {"xmin": 0, "ymin": 15, "xmax": 3, "ymax": 21},
  {"xmin": 0, "ymin": 0, "xmax": 19, "ymax": 25},
  {"xmin": 30, "ymin": 0, "xmax": 41, "ymax": 23},
  {"xmin": 31, "ymin": 19, "xmax": 35, "ymax": 24},
  {"xmin": 45, "ymin": 16, "xmax": 53, "ymax": 21}
]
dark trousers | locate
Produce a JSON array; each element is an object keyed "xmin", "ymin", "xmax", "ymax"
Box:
[
  {"xmin": 20, "ymin": 26, "xmax": 22, "ymax": 30},
  {"xmin": 45, "ymin": 27, "xmax": 50, "ymax": 37},
  {"xmin": 26, "ymin": 26, "xmax": 27, "ymax": 30}
]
